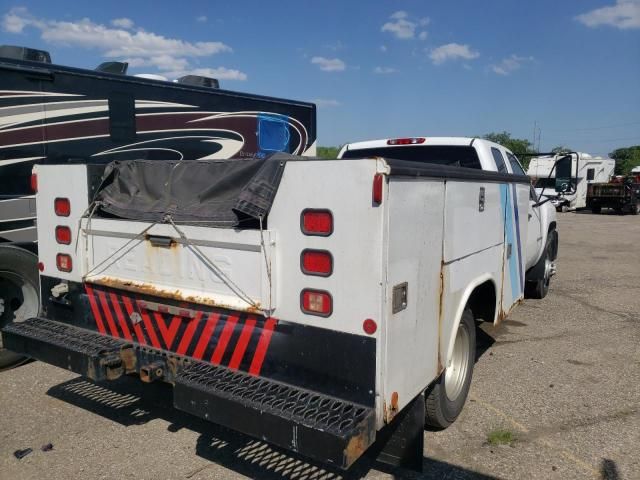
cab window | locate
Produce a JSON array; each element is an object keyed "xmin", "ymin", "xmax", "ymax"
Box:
[
  {"xmin": 491, "ymin": 148, "xmax": 508, "ymax": 173},
  {"xmin": 507, "ymin": 153, "xmax": 526, "ymax": 176}
]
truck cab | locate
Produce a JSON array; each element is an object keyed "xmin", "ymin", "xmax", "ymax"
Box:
[{"xmin": 338, "ymin": 136, "xmax": 558, "ymax": 298}]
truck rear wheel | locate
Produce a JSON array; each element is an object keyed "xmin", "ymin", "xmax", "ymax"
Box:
[
  {"xmin": 0, "ymin": 246, "xmax": 39, "ymax": 368},
  {"xmin": 424, "ymin": 308, "xmax": 476, "ymax": 429},
  {"xmin": 631, "ymin": 203, "xmax": 639, "ymax": 215}
]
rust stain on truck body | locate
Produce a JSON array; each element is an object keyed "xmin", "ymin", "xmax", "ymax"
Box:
[{"xmin": 86, "ymin": 276, "xmax": 262, "ymax": 314}]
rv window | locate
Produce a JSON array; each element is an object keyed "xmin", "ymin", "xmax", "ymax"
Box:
[
  {"xmin": 507, "ymin": 153, "xmax": 526, "ymax": 176},
  {"xmin": 535, "ymin": 178, "xmax": 556, "ymax": 189},
  {"xmin": 108, "ymin": 92, "xmax": 136, "ymax": 142},
  {"xmin": 587, "ymin": 168, "xmax": 595, "ymax": 181},
  {"xmin": 491, "ymin": 148, "xmax": 508, "ymax": 174}
]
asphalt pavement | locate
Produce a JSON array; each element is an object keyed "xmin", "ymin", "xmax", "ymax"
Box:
[{"xmin": 1, "ymin": 211, "xmax": 638, "ymax": 480}]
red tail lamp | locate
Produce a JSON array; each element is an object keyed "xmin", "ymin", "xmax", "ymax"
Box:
[
  {"xmin": 301, "ymin": 289, "xmax": 332, "ymax": 317},
  {"xmin": 301, "ymin": 209, "xmax": 333, "ymax": 236},
  {"xmin": 56, "ymin": 253, "xmax": 72, "ymax": 272},
  {"xmin": 387, "ymin": 137, "xmax": 426, "ymax": 145},
  {"xmin": 54, "ymin": 198, "xmax": 71, "ymax": 216},
  {"xmin": 363, "ymin": 318, "xmax": 377, "ymax": 335},
  {"xmin": 301, "ymin": 249, "xmax": 333, "ymax": 277},
  {"xmin": 55, "ymin": 226, "xmax": 72, "ymax": 245},
  {"xmin": 373, "ymin": 174, "xmax": 383, "ymax": 205}
]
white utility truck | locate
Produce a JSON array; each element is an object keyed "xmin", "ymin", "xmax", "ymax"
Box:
[
  {"xmin": 2, "ymin": 137, "xmax": 562, "ymax": 471},
  {"xmin": 527, "ymin": 152, "xmax": 615, "ymax": 211}
]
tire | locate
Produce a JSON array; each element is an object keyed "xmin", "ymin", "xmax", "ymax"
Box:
[
  {"xmin": 591, "ymin": 206, "xmax": 601, "ymax": 214},
  {"xmin": 425, "ymin": 308, "xmax": 476, "ymax": 429},
  {"xmin": 525, "ymin": 234, "xmax": 555, "ymax": 299},
  {"xmin": 0, "ymin": 245, "xmax": 40, "ymax": 369},
  {"xmin": 631, "ymin": 203, "xmax": 639, "ymax": 216}
]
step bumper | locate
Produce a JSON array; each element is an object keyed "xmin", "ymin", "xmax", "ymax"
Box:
[{"xmin": 2, "ymin": 317, "xmax": 376, "ymax": 469}]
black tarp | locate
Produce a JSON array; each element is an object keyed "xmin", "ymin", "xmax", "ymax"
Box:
[
  {"xmin": 94, "ymin": 154, "xmax": 531, "ymax": 228},
  {"xmin": 95, "ymin": 153, "xmax": 293, "ymax": 227}
]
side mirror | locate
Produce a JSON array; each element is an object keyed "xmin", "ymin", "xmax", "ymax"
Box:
[{"xmin": 554, "ymin": 155, "xmax": 575, "ymax": 194}]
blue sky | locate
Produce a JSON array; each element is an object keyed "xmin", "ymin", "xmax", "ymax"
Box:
[{"xmin": 1, "ymin": 0, "xmax": 639, "ymax": 155}]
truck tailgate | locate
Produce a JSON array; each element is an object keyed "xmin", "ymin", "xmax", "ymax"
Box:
[{"xmin": 82, "ymin": 218, "xmax": 275, "ymax": 313}]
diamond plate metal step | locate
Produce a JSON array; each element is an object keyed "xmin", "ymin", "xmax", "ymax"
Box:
[{"xmin": 174, "ymin": 361, "xmax": 376, "ymax": 469}]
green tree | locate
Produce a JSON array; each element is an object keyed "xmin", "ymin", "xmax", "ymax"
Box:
[
  {"xmin": 609, "ymin": 146, "xmax": 640, "ymax": 175},
  {"xmin": 482, "ymin": 132, "xmax": 537, "ymax": 168},
  {"xmin": 316, "ymin": 146, "xmax": 340, "ymax": 159}
]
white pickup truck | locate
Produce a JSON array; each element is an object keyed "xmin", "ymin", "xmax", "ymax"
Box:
[{"xmin": 2, "ymin": 136, "xmax": 561, "ymax": 471}]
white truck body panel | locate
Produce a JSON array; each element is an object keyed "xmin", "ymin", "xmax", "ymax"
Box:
[
  {"xmin": 383, "ymin": 178, "xmax": 444, "ymax": 421},
  {"xmin": 33, "ymin": 138, "xmax": 556, "ymax": 437}
]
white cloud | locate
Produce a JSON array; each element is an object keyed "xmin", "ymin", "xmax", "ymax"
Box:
[
  {"xmin": 313, "ymin": 98, "xmax": 341, "ymax": 108},
  {"xmin": 311, "ymin": 56, "xmax": 346, "ymax": 72},
  {"xmin": 576, "ymin": 0, "xmax": 640, "ymax": 29},
  {"xmin": 196, "ymin": 15, "xmax": 207, "ymax": 23},
  {"xmin": 0, "ymin": 8, "xmax": 247, "ymax": 80},
  {"xmin": 111, "ymin": 17, "xmax": 134, "ymax": 29},
  {"xmin": 429, "ymin": 43, "xmax": 479, "ymax": 65},
  {"xmin": 1, "ymin": 7, "xmax": 32, "ymax": 33},
  {"xmin": 491, "ymin": 54, "xmax": 534, "ymax": 76},
  {"xmin": 162, "ymin": 67, "xmax": 247, "ymax": 81},
  {"xmin": 374, "ymin": 66, "xmax": 397, "ymax": 74},
  {"xmin": 381, "ymin": 10, "xmax": 429, "ymax": 40}
]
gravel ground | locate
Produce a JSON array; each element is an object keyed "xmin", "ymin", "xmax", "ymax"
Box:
[{"xmin": 1, "ymin": 212, "xmax": 638, "ymax": 480}]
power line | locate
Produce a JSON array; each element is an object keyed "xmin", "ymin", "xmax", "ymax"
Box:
[
  {"xmin": 544, "ymin": 121, "xmax": 640, "ymax": 133},
  {"xmin": 556, "ymin": 136, "xmax": 640, "ymax": 145}
]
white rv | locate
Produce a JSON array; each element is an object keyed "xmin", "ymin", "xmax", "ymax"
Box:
[{"xmin": 527, "ymin": 152, "xmax": 615, "ymax": 211}]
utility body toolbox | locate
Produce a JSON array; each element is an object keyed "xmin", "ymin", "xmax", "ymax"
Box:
[{"xmin": 3, "ymin": 152, "xmax": 533, "ymax": 470}]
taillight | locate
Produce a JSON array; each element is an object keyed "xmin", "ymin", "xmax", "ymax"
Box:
[
  {"xmin": 56, "ymin": 253, "xmax": 72, "ymax": 272},
  {"xmin": 30, "ymin": 173, "xmax": 38, "ymax": 193},
  {"xmin": 387, "ymin": 137, "xmax": 426, "ymax": 145},
  {"xmin": 363, "ymin": 318, "xmax": 377, "ymax": 335},
  {"xmin": 37, "ymin": 262, "xmax": 44, "ymax": 272},
  {"xmin": 55, "ymin": 226, "xmax": 72, "ymax": 244},
  {"xmin": 301, "ymin": 209, "xmax": 333, "ymax": 236},
  {"xmin": 373, "ymin": 173, "xmax": 383, "ymax": 205},
  {"xmin": 301, "ymin": 289, "xmax": 332, "ymax": 317},
  {"xmin": 54, "ymin": 198, "xmax": 71, "ymax": 216},
  {"xmin": 301, "ymin": 249, "xmax": 333, "ymax": 277}
]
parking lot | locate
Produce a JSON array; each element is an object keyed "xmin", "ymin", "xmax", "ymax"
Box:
[{"xmin": 0, "ymin": 212, "xmax": 638, "ymax": 480}]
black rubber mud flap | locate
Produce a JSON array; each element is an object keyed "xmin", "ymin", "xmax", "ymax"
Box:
[
  {"xmin": 174, "ymin": 361, "xmax": 376, "ymax": 469},
  {"xmin": 371, "ymin": 392, "xmax": 425, "ymax": 471}
]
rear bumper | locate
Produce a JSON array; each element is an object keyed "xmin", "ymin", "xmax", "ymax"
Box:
[{"xmin": 2, "ymin": 317, "xmax": 376, "ymax": 469}]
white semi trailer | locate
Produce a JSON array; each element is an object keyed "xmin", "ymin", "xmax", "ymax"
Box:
[
  {"xmin": 527, "ymin": 152, "xmax": 615, "ymax": 211},
  {"xmin": 2, "ymin": 137, "xmax": 564, "ymax": 471}
]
